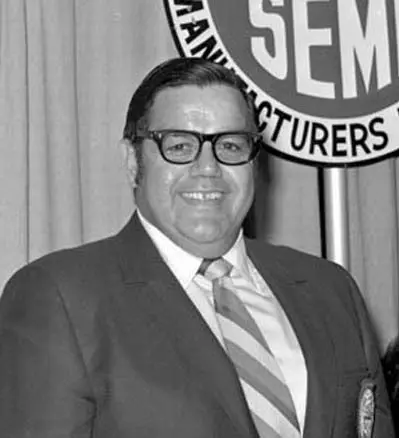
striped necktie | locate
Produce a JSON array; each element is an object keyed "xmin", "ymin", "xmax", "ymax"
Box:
[{"xmin": 198, "ymin": 258, "xmax": 301, "ymax": 438}]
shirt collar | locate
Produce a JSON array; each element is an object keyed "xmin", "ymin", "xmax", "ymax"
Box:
[
  {"xmin": 136, "ymin": 209, "xmax": 251, "ymax": 287},
  {"xmin": 222, "ymin": 231, "xmax": 251, "ymax": 280}
]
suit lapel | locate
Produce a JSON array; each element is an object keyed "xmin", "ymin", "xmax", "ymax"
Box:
[
  {"xmin": 246, "ymin": 239, "xmax": 338, "ymax": 438},
  {"xmin": 113, "ymin": 215, "xmax": 259, "ymax": 438}
]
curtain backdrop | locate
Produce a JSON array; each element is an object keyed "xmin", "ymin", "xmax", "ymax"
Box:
[{"xmin": 1, "ymin": 0, "xmax": 398, "ymax": 350}]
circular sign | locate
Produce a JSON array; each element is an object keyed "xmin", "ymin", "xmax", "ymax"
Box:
[{"xmin": 164, "ymin": 0, "xmax": 399, "ymax": 167}]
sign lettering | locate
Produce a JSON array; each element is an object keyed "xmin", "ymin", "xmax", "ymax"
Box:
[{"xmin": 164, "ymin": 0, "xmax": 399, "ymax": 166}]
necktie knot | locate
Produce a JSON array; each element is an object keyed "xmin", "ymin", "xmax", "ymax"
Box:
[{"xmin": 198, "ymin": 258, "xmax": 233, "ymax": 281}]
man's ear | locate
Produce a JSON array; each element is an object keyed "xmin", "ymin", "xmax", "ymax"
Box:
[{"xmin": 119, "ymin": 138, "xmax": 138, "ymax": 189}]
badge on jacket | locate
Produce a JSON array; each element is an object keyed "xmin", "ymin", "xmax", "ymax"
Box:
[{"xmin": 357, "ymin": 379, "xmax": 376, "ymax": 438}]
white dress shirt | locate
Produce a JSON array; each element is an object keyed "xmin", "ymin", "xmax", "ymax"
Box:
[{"xmin": 137, "ymin": 210, "xmax": 308, "ymax": 434}]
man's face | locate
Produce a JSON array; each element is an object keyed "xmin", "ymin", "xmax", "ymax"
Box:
[{"xmin": 135, "ymin": 84, "xmax": 256, "ymax": 258}]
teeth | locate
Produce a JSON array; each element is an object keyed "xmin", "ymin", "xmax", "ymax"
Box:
[{"xmin": 182, "ymin": 192, "xmax": 222, "ymax": 200}]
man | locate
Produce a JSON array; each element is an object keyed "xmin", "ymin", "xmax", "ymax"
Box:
[{"xmin": 0, "ymin": 57, "xmax": 394, "ymax": 437}]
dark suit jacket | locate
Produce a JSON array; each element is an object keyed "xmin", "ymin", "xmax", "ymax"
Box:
[{"xmin": 0, "ymin": 214, "xmax": 394, "ymax": 437}]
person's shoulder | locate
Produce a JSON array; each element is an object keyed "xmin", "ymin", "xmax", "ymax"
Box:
[
  {"xmin": 248, "ymin": 239, "xmax": 374, "ymax": 332},
  {"xmin": 247, "ymin": 238, "xmax": 347, "ymax": 278},
  {"xmin": 246, "ymin": 238, "xmax": 362, "ymax": 308},
  {"xmin": 4, "ymin": 233, "xmax": 120, "ymax": 298},
  {"xmin": 31, "ymin": 234, "xmax": 117, "ymax": 273}
]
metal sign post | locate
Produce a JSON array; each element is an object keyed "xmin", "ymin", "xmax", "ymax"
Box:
[{"xmin": 323, "ymin": 168, "xmax": 349, "ymax": 269}]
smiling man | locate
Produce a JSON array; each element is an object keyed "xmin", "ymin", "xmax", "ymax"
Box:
[{"xmin": 0, "ymin": 58, "xmax": 394, "ymax": 438}]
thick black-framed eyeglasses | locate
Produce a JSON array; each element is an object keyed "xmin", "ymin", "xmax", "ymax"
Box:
[{"xmin": 134, "ymin": 129, "xmax": 262, "ymax": 165}]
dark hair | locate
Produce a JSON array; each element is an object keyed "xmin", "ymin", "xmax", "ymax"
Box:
[
  {"xmin": 122, "ymin": 57, "xmax": 258, "ymax": 142},
  {"xmin": 382, "ymin": 335, "xmax": 399, "ymax": 434}
]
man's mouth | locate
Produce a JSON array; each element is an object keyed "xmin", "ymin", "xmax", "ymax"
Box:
[{"xmin": 181, "ymin": 191, "xmax": 224, "ymax": 201}]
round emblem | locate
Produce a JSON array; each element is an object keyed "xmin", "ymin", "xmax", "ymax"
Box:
[{"xmin": 164, "ymin": 0, "xmax": 399, "ymax": 167}]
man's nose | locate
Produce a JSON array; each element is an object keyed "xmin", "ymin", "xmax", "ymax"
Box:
[{"xmin": 190, "ymin": 142, "xmax": 222, "ymax": 176}]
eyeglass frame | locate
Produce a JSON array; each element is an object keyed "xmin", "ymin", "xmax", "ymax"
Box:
[{"xmin": 133, "ymin": 129, "xmax": 262, "ymax": 166}]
